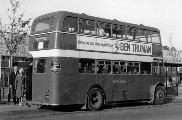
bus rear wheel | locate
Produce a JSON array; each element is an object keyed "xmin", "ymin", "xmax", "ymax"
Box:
[
  {"xmin": 154, "ymin": 86, "xmax": 165, "ymax": 105},
  {"xmin": 87, "ymin": 87, "xmax": 104, "ymax": 111}
]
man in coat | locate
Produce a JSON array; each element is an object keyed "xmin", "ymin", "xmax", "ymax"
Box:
[{"xmin": 9, "ymin": 66, "xmax": 18, "ymax": 104}]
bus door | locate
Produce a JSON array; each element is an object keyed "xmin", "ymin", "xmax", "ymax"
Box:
[{"xmin": 32, "ymin": 58, "xmax": 49, "ymax": 103}]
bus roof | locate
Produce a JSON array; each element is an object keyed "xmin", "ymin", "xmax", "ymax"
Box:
[{"xmin": 33, "ymin": 11, "xmax": 160, "ymax": 32}]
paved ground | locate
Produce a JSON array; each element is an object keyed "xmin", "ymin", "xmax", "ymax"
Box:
[{"xmin": 0, "ymin": 84, "xmax": 182, "ymax": 113}]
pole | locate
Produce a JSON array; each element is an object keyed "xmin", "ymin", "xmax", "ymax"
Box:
[
  {"xmin": 176, "ymin": 67, "xmax": 178, "ymax": 96},
  {"xmin": 165, "ymin": 65, "xmax": 168, "ymax": 96},
  {"xmin": 0, "ymin": 55, "xmax": 1, "ymax": 101},
  {"xmin": 8, "ymin": 25, "xmax": 13, "ymax": 102}
]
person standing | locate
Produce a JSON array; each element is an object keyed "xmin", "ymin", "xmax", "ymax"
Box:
[
  {"xmin": 9, "ymin": 66, "xmax": 18, "ymax": 104},
  {"xmin": 15, "ymin": 68, "xmax": 25, "ymax": 105}
]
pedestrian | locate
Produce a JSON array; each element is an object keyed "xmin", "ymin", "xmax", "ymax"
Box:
[
  {"xmin": 169, "ymin": 75, "xmax": 173, "ymax": 86},
  {"xmin": 9, "ymin": 65, "xmax": 19, "ymax": 104},
  {"xmin": 15, "ymin": 68, "xmax": 26, "ymax": 106}
]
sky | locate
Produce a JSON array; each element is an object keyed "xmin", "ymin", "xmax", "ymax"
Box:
[{"xmin": 0, "ymin": 0, "xmax": 182, "ymax": 50}]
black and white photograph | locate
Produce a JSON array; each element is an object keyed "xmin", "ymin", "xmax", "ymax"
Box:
[{"xmin": 0, "ymin": 0, "xmax": 182, "ymax": 119}]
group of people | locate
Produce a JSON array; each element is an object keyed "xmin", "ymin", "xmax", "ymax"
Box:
[{"xmin": 9, "ymin": 66, "xmax": 26, "ymax": 106}]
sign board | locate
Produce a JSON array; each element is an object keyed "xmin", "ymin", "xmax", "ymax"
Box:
[
  {"xmin": 77, "ymin": 36, "xmax": 152, "ymax": 55},
  {"xmin": 77, "ymin": 35, "xmax": 152, "ymax": 56}
]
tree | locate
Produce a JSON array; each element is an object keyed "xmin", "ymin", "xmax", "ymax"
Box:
[
  {"xmin": 0, "ymin": 0, "xmax": 31, "ymax": 101},
  {"xmin": 0, "ymin": 0, "xmax": 31, "ymax": 55}
]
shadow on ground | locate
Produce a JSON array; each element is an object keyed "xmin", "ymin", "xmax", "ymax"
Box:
[{"xmin": 38, "ymin": 99, "xmax": 171, "ymax": 112}]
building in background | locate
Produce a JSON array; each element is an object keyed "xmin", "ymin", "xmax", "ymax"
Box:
[
  {"xmin": 0, "ymin": 35, "xmax": 31, "ymax": 101},
  {"xmin": 162, "ymin": 46, "xmax": 182, "ymax": 95}
]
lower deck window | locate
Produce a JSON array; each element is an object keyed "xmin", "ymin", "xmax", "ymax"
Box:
[
  {"xmin": 127, "ymin": 62, "xmax": 139, "ymax": 74},
  {"xmin": 34, "ymin": 59, "xmax": 46, "ymax": 73},
  {"xmin": 113, "ymin": 61, "xmax": 126, "ymax": 74},
  {"xmin": 97, "ymin": 60, "xmax": 111, "ymax": 74},
  {"xmin": 141, "ymin": 62, "xmax": 151, "ymax": 74},
  {"xmin": 78, "ymin": 59, "xmax": 154, "ymax": 75},
  {"xmin": 79, "ymin": 59, "xmax": 95, "ymax": 73}
]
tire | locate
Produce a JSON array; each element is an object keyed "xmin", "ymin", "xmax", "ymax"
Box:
[
  {"xmin": 153, "ymin": 86, "xmax": 165, "ymax": 105},
  {"xmin": 87, "ymin": 87, "xmax": 104, "ymax": 111}
]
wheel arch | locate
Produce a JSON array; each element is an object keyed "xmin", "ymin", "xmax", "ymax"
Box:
[{"xmin": 149, "ymin": 82, "xmax": 166, "ymax": 104}]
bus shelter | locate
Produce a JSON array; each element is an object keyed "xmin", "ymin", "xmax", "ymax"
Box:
[{"xmin": 163, "ymin": 49, "xmax": 182, "ymax": 96}]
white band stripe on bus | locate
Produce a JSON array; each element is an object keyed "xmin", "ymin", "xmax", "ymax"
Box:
[{"xmin": 29, "ymin": 49, "xmax": 162, "ymax": 62}]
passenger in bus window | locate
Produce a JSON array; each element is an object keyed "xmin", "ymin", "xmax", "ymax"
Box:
[
  {"xmin": 82, "ymin": 65, "xmax": 88, "ymax": 73},
  {"xmin": 127, "ymin": 67, "xmax": 135, "ymax": 74},
  {"xmin": 142, "ymin": 70, "xmax": 147, "ymax": 74},
  {"xmin": 98, "ymin": 26, "xmax": 106, "ymax": 36},
  {"xmin": 79, "ymin": 62, "xmax": 83, "ymax": 73},
  {"xmin": 102, "ymin": 64, "xmax": 108, "ymax": 74},
  {"xmin": 113, "ymin": 64, "xmax": 119, "ymax": 74},
  {"xmin": 102, "ymin": 64, "xmax": 111, "ymax": 74},
  {"xmin": 37, "ymin": 59, "xmax": 45, "ymax": 73},
  {"xmin": 87, "ymin": 63, "xmax": 95, "ymax": 73},
  {"xmin": 97, "ymin": 64, "xmax": 103, "ymax": 74},
  {"xmin": 133, "ymin": 68, "xmax": 139, "ymax": 74},
  {"xmin": 120, "ymin": 66, "xmax": 126, "ymax": 74}
]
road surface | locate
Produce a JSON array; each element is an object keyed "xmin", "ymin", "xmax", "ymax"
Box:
[{"xmin": 0, "ymin": 102, "xmax": 182, "ymax": 120}]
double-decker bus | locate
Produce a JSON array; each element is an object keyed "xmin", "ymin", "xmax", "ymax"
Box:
[{"xmin": 29, "ymin": 11, "xmax": 165, "ymax": 110}]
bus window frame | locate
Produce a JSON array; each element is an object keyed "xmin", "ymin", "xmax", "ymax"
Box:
[
  {"xmin": 97, "ymin": 22, "xmax": 112, "ymax": 37},
  {"xmin": 113, "ymin": 61, "xmax": 127, "ymax": 75},
  {"xmin": 147, "ymin": 30, "xmax": 153, "ymax": 43},
  {"xmin": 79, "ymin": 19, "xmax": 96, "ymax": 35},
  {"xmin": 33, "ymin": 16, "xmax": 54, "ymax": 34},
  {"xmin": 153, "ymin": 59, "xmax": 163, "ymax": 75},
  {"xmin": 112, "ymin": 25, "xmax": 126, "ymax": 39},
  {"xmin": 151, "ymin": 31, "xmax": 161, "ymax": 44},
  {"xmin": 97, "ymin": 60, "xmax": 112, "ymax": 74},
  {"xmin": 139, "ymin": 29, "xmax": 147, "ymax": 42},
  {"xmin": 140, "ymin": 62, "xmax": 152, "ymax": 75},
  {"xmin": 127, "ymin": 61, "xmax": 140, "ymax": 75},
  {"xmin": 33, "ymin": 58, "xmax": 47, "ymax": 74},
  {"xmin": 63, "ymin": 16, "xmax": 78, "ymax": 33},
  {"xmin": 79, "ymin": 58, "xmax": 96, "ymax": 74}
]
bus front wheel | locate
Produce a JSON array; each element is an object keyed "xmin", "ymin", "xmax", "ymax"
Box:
[
  {"xmin": 153, "ymin": 86, "xmax": 165, "ymax": 105},
  {"xmin": 87, "ymin": 87, "xmax": 104, "ymax": 111}
]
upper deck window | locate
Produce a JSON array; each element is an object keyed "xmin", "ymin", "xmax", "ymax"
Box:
[
  {"xmin": 147, "ymin": 30, "xmax": 160, "ymax": 44},
  {"xmin": 133, "ymin": 28, "xmax": 140, "ymax": 41},
  {"xmin": 35, "ymin": 23, "xmax": 50, "ymax": 32},
  {"xmin": 147, "ymin": 30, "xmax": 152, "ymax": 43},
  {"xmin": 112, "ymin": 25, "xmax": 125, "ymax": 39},
  {"xmin": 97, "ymin": 22, "xmax": 111, "ymax": 37},
  {"xmin": 63, "ymin": 17, "xmax": 78, "ymax": 33},
  {"xmin": 126, "ymin": 27, "xmax": 140, "ymax": 41},
  {"xmin": 126, "ymin": 27, "xmax": 134, "ymax": 40},
  {"xmin": 140, "ymin": 29, "xmax": 147, "ymax": 42},
  {"xmin": 79, "ymin": 19, "xmax": 95, "ymax": 35},
  {"xmin": 151, "ymin": 31, "xmax": 160, "ymax": 43},
  {"xmin": 34, "ymin": 17, "xmax": 54, "ymax": 32}
]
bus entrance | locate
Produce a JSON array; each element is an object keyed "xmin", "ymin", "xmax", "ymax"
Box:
[{"xmin": 165, "ymin": 64, "xmax": 180, "ymax": 96}]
